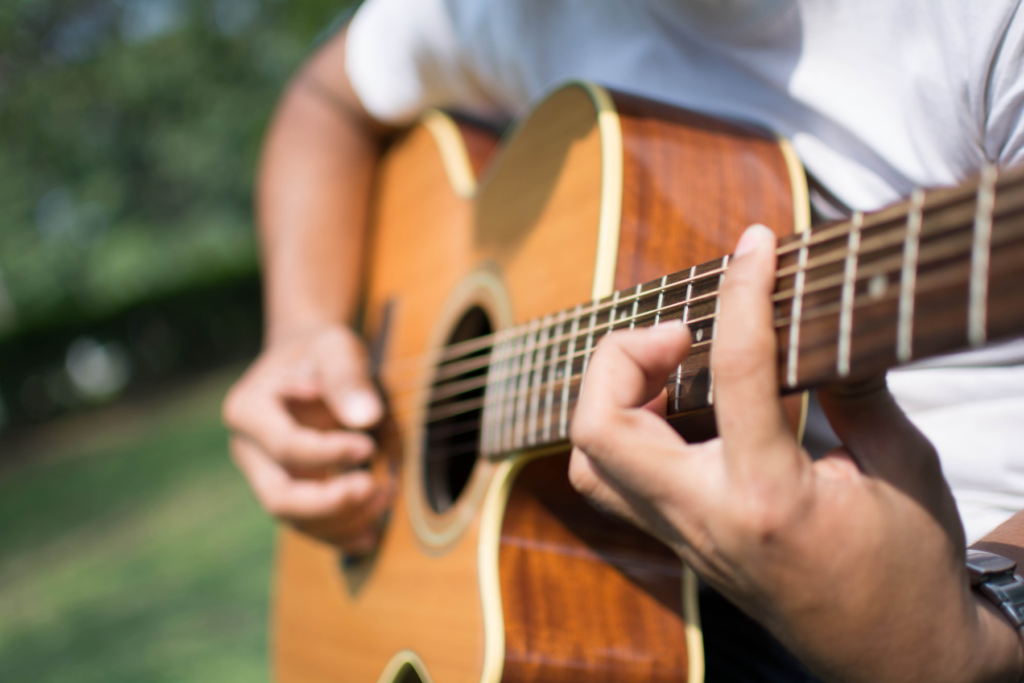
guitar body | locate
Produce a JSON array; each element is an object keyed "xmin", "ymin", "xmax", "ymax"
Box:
[{"xmin": 273, "ymin": 83, "xmax": 808, "ymax": 683}]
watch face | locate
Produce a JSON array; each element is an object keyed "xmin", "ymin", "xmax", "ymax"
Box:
[{"xmin": 966, "ymin": 549, "xmax": 1017, "ymax": 584}]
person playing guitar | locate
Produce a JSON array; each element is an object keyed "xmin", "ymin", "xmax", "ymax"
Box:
[{"xmin": 223, "ymin": 1, "xmax": 1024, "ymax": 680}]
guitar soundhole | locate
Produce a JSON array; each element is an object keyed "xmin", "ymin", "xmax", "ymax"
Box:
[{"xmin": 423, "ymin": 306, "xmax": 492, "ymax": 513}]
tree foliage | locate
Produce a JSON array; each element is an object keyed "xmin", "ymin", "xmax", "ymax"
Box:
[{"xmin": 0, "ymin": 0, "xmax": 353, "ymax": 335}]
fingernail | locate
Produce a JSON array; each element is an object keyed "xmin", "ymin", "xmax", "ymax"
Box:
[
  {"xmin": 653, "ymin": 318, "xmax": 685, "ymax": 331},
  {"xmin": 735, "ymin": 224, "xmax": 771, "ymax": 257},
  {"xmin": 343, "ymin": 391, "xmax": 381, "ymax": 426}
]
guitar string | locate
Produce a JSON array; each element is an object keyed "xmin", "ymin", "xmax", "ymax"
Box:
[
  {"xmin": 401, "ymin": 238, "xmax": 1022, "ymax": 433},
  {"xmin": 416, "ymin": 281, "xmax": 983, "ymax": 464},
  {"xmin": 381, "ymin": 216, "xmax": 1024, "ymax": 407},
  {"xmin": 403, "ymin": 209, "xmax": 995, "ymax": 388},
  {"xmin": 382, "ymin": 224, "xmax": 876, "ymax": 374},
  {"xmin": 424, "ymin": 223, "xmax": 990, "ymax": 401},
  {"xmin": 395, "ymin": 278, "xmax": 987, "ymax": 446},
  {"xmin": 382, "ymin": 182, "xmax": 1024, "ymax": 383},
  {"xmin": 393, "ymin": 246, "xmax": 1008, "ymax": 440},
  {"xmin": 424, "ymin": 170, "xmax": 1024, "ymax": 368},
  {"xmin": 419, "ymin": 229, "xmax": 1024, "ymax": 460},
  {"xmin": 397, "ymin": 171, "xmax": 1024, "ymax": 463}
]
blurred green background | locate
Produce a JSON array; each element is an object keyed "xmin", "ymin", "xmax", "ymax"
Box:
[{"xmin": 0, "ymin": 0, "xmax": 353, "ymax": 679}]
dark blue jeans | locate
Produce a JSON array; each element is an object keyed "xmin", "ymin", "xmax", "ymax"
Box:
[
  {"xmin": 702, "ymin": 390, "xmax": 835, "ymax": 683},
  {"xmin": 701, "ymin": 584, "xmax": 824, "ymax": 683}
]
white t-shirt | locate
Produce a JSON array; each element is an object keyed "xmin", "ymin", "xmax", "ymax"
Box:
[{"xmin": 345, "ymin": 0, "xmax": 1024, "ymax": 543}]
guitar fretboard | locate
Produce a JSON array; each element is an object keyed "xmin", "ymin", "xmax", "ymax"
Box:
[{"xmin": 425, "ymin": 164, "xmax": 1024, "ymax": 459}]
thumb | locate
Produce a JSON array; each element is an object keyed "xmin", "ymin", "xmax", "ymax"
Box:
[{"xmin": 314, "ymin": 329, "xmax": 383, "ymax": 429}]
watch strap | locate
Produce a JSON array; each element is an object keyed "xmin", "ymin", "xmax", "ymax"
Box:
[{"xmin": 967, "ymin": 549, "xmax": 1024, "ymax": 628}]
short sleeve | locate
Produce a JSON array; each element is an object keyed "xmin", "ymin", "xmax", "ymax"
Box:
[
  {"xmin": 345, "ymin": 0, "xmax": 504, "ymax": 124},
  {"xmin": 984, "ymin": 2, "xmax": 1024, "ymax": 165}
]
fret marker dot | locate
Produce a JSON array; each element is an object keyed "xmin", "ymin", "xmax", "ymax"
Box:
[
  {"xmin": 695, "ymin": 328, "xmax": 704, "ymax": 342},
  {"xmin": 868, "ymin": 273, "xmax": 888, "ymax": 300}
]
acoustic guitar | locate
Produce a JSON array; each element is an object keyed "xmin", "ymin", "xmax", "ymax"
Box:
[{"xmin": 272, "ymin": 82, "xmax": 1024, "ymax": 683}]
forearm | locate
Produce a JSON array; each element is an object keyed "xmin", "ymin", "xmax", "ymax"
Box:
[
  {"xmin": 974, "ymin": 511, "xmax": 1024, "ymax": 568},
  {"xmin": 256, "ymin": 30, "xmax": 387, "ymax": 344}
]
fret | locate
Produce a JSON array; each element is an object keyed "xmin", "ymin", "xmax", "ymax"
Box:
[
  {"xmin": 969, "ymin": 164, "xmax": 998, "ymax": 347},
  {"xmin": 490, "ymin": 330, "xmax": 511, "ymax": 454},
  {"xmin": 580, "ymin": 302, "xmax": 600, "ymax": 389},
  {"xmin": 484, "ymin": 330, "xmax": 511, "ymax": 455},
  {"xmin": 503, "ymin": 331, "xmax": 522, "ymax": 452},
  {"xmin": 526, "ymin": 317, "xmax": 550, "ymax": 446},
  {"xmin": 675, "ymin": 266, "xmax": 696, "ymax": 411},
  {"xmin": 653, "ymin": 275, "xmax": 670, "ymax": 405},
  {"xmin": 501, "ymin": 331, "xmax": 525, "ymax": 451},
  {"xmin": 487, "ymin": 330, "xmax": 506, "ymax": 455},
  {"xmin": 629, "ymin": 283, "xmax": 642, "ymax": 329},
  {"xmin": 837, "ymin": 212, "xmax": 864, "ymax": 377},
  {"xmin": 543, "ymin": 310, "xmax": 566, "ymax": 442},
  {"xmin": 514, "ymin": 319, "xmax": 540, "ymax": 448},
  {"xmin": 512, "ymin": 329, "xmax": 531, "ymax": 449},
  {"xmin": 786, "ymin": 230, "xmax": 811, "ymax": 388},
  {"xmin": 559, "ymin": 304, "xmax": 583, "ymax": 439},
  {"xmin": 896, "ymin": 189, "xmax": 925, "ymax": 363},
  {"xmin": 654, "ymin": 275, "xmax": 667, "ymax": 326},
  {"xmin": 606, "ymin": 291, "xmax": 620, "ymax": 339},
  {"xmin": 706, "ymin": 255, "xmax": 729, "ymax": 405},
  {"xmin": 479, "ymin": 331, "xmax": 495, "ymax": 454}
]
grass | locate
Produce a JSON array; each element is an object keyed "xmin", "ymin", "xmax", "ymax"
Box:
[{"xmin": 0, "ymin": 369, "xmax": 275, "ymax": 683}]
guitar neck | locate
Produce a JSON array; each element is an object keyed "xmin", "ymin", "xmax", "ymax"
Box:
[{"xmin": 435, "ymin": 164, "xmax": 1024, "ymax": 458}]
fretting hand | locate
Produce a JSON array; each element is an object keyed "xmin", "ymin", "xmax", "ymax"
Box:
[{"xmin": 568, "ymin": 225, "xmax": 1023, "ymax": 683}]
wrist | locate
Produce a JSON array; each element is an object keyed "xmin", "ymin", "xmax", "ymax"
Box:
[
  {"xmin": 263, "ymin": 285, "xmax": 358, "ymax": 348},
  {"xmin": 265, "ymin": 316, "xmax": 348, "ymax": 349},
  {"xmin": 966, "ymin": 592, "xmax": 1024, "ymax": 683}
]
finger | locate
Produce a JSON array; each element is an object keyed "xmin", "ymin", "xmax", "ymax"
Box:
[
  {"xmin": 292, "ymin": 478, "xmax": 393, "ymax": 551},
  {"xmin": 313, "ymin": 329, "xmax": 383, "ymax": 429},
  {"xmin": 582, "ymin": 323, "xmax": 692, "ymax": 414},
  {"xmin": 231, "ymin": 436, "xmax": 383, "ymax": 522},
  {"xmin": 225, "ymin": 380, "xmax": 375, "ymax": 469},
  {"xmin": 570, "ymin": 324, "xmax": 705, "ymax": 518},
  {"xmin": 295, "ymin": 496, "xmax": 391, "ymax": 549},
  {"xmin": 336, "ymin": 529, "xmax": 383, "ymax": 556},
  {"xmin": 571, "ymin": 323, "xmax": 692, "ymax": 459},
  {"xmin": 568, "ymin": 445, "xmax": 641, "ymax": 522},
  {"xmin": 279, "ymin": 372, "xmax": 322, "ymax": 401},
  {"xmin": 569, "ymin": 445, "xmax": 682, "ymax": 541},
  {"xmin": 713, "ymin": 224, "xmax": 801, "ymax": 479}
]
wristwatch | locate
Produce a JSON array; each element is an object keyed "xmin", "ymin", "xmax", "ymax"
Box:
[{"xmin": 966, "ymin": 549, "xmax": 1024, "ymax": 628}]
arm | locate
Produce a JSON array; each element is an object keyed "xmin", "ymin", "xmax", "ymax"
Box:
[
  {"xmin": 258, "ymin": 27, "xmax": 391, "ymax": 341},
  {"xmin": 974, "ymin": 512, "xmax": 1024, "ymax": 568},
  {"xmin": 223, "ymin": 27, "xmax": 396, "ymax": 552},
  {"xmin": 568, "ymin": 225, "xmax": 1024, "ymax": 682}
]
